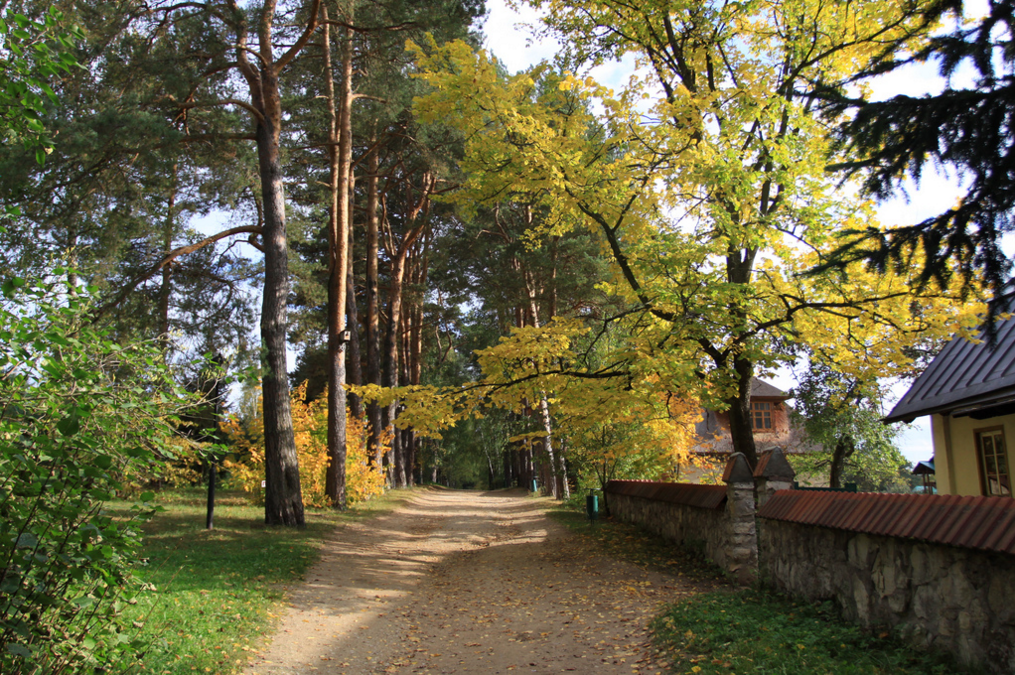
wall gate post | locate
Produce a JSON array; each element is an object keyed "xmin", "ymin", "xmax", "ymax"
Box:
[{"xmin": 722, "ymin": 452, "xmax": 758, "ymax": 583}]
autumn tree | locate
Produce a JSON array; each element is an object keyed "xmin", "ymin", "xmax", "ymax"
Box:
[
  {"xmin": 118, "ymin": 0, "xmax": 330, "ymax": 526},
  {"xmin": 411, "ymin": 0, "xmax": 982, "ymax": 469}
]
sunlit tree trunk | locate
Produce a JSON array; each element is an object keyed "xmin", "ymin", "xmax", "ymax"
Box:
[{"xmin": 323, "ymin": 4, "xmax": 353, "ymax": 508}]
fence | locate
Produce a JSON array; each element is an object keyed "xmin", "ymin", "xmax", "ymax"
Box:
[{"xmin": 604, "ymin": 449, "xmax": 1015, "ymax": 674}]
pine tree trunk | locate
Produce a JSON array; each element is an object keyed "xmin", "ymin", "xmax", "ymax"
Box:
[
  {"xmin": 159, "ymin": 172, "xmax": 176, "ymax": 353},
  {"xmin": 346, "ymin": 250, "xmax": 363, "ymax": 418},
  {"xmin": 383, "ymin": 243, "xmax": 410, "ymax": 486},
  {"xmin": 322, "ymin": 9, "xmax": 352, "ymax": 508},
  {"xmin": 365, "ymin": 148, "xmax": 383, "ymax": 468},
  {"xmin": 256, "ymin": 77, "xmax": 305, "ymax": 528}
]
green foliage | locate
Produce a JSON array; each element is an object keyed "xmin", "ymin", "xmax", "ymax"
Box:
[
  {"xmin": 822, "ymin": 1, "xmax": 1015, "ymax": 316},
  {"xmin": 652, "ymin": 589, "xmax": 970, "ymax": 674},
  {"xmin": 0, "ymin": 6, "xmax": 79, "ymax": 164},
  {"xmin": 0, "ymin": 277, "xmax": 193, "ymax": 674},
  {"xmin": 791, "ymin": 361, "xmax": 909, "ymax": 491}
]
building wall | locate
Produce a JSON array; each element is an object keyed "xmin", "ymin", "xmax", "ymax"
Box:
[{"xmin": 932, "ymin": 412, "xmax": 1015, "ymax": 496}]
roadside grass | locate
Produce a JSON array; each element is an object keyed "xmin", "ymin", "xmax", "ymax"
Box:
[
  {"xmin": 652, "ymin": 588, "xmax": 976, "ymax": 675},
  {"xmin": 546, "ymin": 498, "xmax": 974, "ymax": 675},
  {"xmin": 114, "ymin": 487, "xmax": 412, "ymax": 675}
]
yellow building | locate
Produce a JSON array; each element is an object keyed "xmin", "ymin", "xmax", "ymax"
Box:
[{"xmin": 886, "ymin": 316, "xmax": 1015, "ymax": 497}]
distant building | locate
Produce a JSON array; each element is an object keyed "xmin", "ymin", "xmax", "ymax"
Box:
[{"xmin": 679, "ymin": 378, "xmax": 821, "ymax": 482}]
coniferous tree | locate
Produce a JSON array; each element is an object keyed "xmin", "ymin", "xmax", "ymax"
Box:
[{"xmin": 819, "ymin": 0, "xmax": 1015, "ymax": 312}]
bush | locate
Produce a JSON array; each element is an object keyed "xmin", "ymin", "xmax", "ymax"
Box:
[
  {"xmin": 225, "ymin": 382, "xmax": 387, "ymax": 508},
  {"xmin": 0, "ymin": 276, "xmax": 194, "ymax": 674}
]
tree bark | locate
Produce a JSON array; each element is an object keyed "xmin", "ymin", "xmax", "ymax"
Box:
[
  {"xmin": 246, "ymin": 0, "xmax": 321, "ymax": 527},
  {"xmin": 830, "ymin": 436, "xmax": 854, "ymax": 488},
  {"xmin": 159, "ymin": 169, "xmax": 176, "ymax": 353},
  {"xmin": 323, "ymin": 5, "xmax": 352, "ymax": 509},
  {"xmin": 346, "ymin": 241, "xmax": 363, "ymax": 418},
  {"xmin": 365, "ymin": 147, "xmax": 384, "ymax": 468},
  {"xmin": 256, "ymin": 86, "xmax": 305, "ymax": 527},
  {"xmin": 724, "ymin": 355, "xmax": 758, "ymax": 469}
]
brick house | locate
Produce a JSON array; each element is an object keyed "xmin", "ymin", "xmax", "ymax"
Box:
[{"xmin": 678, "ymin": 378, "xmax": 821, "ymax": 482}]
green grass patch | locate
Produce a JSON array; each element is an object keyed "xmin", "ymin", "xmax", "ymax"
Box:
[
  {"xmin": 115, "ymin": 487, "xmax": 412, "ymax": 675},
  {"xmin": 652, "ymin": 588, "xmax": 976, "ymax": 675}
]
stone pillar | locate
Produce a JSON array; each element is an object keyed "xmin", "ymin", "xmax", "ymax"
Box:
[
  {"xmin": 754, "ymin": 447, "xmax": 796, "ymax": 507},
  {"xmin": 723, "ymin": 452, "xmax": 758, "ymax": 584}
]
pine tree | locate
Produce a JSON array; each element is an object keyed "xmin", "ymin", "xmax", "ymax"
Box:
[{"xmin": 820, "ymin": 0, "xmax": 1015, "ymax": 310}]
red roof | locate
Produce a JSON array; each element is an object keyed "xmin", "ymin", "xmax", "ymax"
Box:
[
  {"xmin": 758, "ymin": 490, "xmax": 1015, "ymax": 555},
  {"xmin": 605, "ymin": 480, "xmax": 726, "ymax": 510}
]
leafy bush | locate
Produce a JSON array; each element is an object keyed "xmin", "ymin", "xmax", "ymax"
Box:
[
  {"xmin": 0, "ymin": 276, "xmax": 194, "ymax": 674},
  {"xmin": 225, "ymin": 382, "xmax": 386, "ymax": 507}
]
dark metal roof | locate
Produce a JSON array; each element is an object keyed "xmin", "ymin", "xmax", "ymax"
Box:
[
  {"xmin": 885, "ymin": 309, "xmax": 1015, "ymax": 422},
  {"xmin": 751, "ymin": 378, "xmax": 789, "ymax": 399},
  {"xmin": 758, "ymin": 490, "xmax": 1015, "ymax": 555},
  {"xmin": 605, "ymin": 480, "xmax": 726, "ymax": 510}
]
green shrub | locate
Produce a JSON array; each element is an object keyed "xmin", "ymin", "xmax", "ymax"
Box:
[{"xmin": 0, "ymin": 276, "xmax": 194, "ymax": 674}]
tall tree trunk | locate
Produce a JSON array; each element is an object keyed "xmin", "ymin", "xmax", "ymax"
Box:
[
  {"xmin": 523, "ymin": 265, "xmax": 558, "ymax": 500},
  {"xmin": 249, "ymin": 0, "xmax": 322, "ymax": 527},
  {"xmin": 365, "ymin": 147, "xmax": 383, "ymax": 467},
  {"xmin": 346, "ymin": 244, "xmax": 363, "ymax": 418},
  {"xmin": 725, "ymin": 355, "xmax": 758, "ymax": 469},
  {"xmin": 323, "ymin": 6, "xmax": 353, "ymax": 508},
  {"xmin": 829, "ymin": 436, "xmax": 854, "ymax": 488},
  {"xmin": 159, "ymin": 168, "xmax": 176, "ymax": 354},
  {"xmin": 256, "ymin": 77, "xmax": 305, "ymax": 527},
  {"xmin": 382, "ymin": 245, "xmax": 404, "ymax": 484}
]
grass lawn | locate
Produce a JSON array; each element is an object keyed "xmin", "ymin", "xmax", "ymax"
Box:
[
  {"xmin": 116, "ymin": 488, "xmax": 412, "ymax": 675},
  {"xmin": 652, "ymin": 589, "xmax": 975, "ymax": 675},
  {"xmin": 548, "ymin": 499, "xmax": 975, "ymax": 675}
]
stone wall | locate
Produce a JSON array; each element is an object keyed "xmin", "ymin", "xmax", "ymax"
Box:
[
  {"xmin": 606, "ymin": 454, "xmax": 757, "ymax": 583},
  {"xmin": 607, "ymin": 490, "xmax": 731, "ymax": 562},
  {"xmin": 760, "ymin": 519, "xmax": 1015, "ymax": 673},
  {"xmin": 605, "ymin": 448, "xmax": 1015, "ymax": 674}
]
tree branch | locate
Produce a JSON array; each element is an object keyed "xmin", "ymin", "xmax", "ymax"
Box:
[{"xmin": 92, "ymin": 226, "xmax": 263, "ymax": 322}]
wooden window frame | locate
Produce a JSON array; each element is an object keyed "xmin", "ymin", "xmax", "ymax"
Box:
[
  {"xmin": 975, "ymin": 426, "xmax": 1012, "ymax": 498},
  {"xmin": 751, "ymin": 401, "xmax": 773, "ymax": 431}
]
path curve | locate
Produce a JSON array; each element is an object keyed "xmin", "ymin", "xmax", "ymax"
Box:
[{"xmin": 245, "ymin": 488, "xmax": 710, "ymax": 675}]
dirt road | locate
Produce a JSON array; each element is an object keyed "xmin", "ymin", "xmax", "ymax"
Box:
[{"xmin": 244, "ymin": 488, "xmax": 713, "ymax": 675}]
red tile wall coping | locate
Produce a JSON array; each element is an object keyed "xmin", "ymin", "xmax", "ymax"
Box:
[
  {"xmin": 604, "ymin": 480, "xmax": 727, "ymax": 510},
  {"xmin": 758, "ymin": 490, "xmax": 1015, "ymax": 555}
]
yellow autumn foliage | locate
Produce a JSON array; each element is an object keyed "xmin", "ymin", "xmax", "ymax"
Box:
[{"xmin": 223, "ymin": 383, "xmax": 387, "ymax": 507}]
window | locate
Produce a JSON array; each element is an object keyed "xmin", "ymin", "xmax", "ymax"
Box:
[
  {"xmin": 751, "ymin": 401, "xmax": 772, "ymax": 430},
  {"xmin": 976, "ymin": 429, "xmax": 1011, "ymax": 497}
]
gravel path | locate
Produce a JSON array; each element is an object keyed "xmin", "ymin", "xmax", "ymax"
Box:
[{"xmin": 244, "ymin": 487, "xmax": 713, "ymax": 675}]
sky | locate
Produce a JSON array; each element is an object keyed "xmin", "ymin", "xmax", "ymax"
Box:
[{"xmin": 477, "ymin": 0, "xmax": 994, "ymax": 465}]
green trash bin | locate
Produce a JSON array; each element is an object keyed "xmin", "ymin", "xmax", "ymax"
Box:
[{"xmin": 586, "ymin": 492, "xmax": 599, "ymax": 521}]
